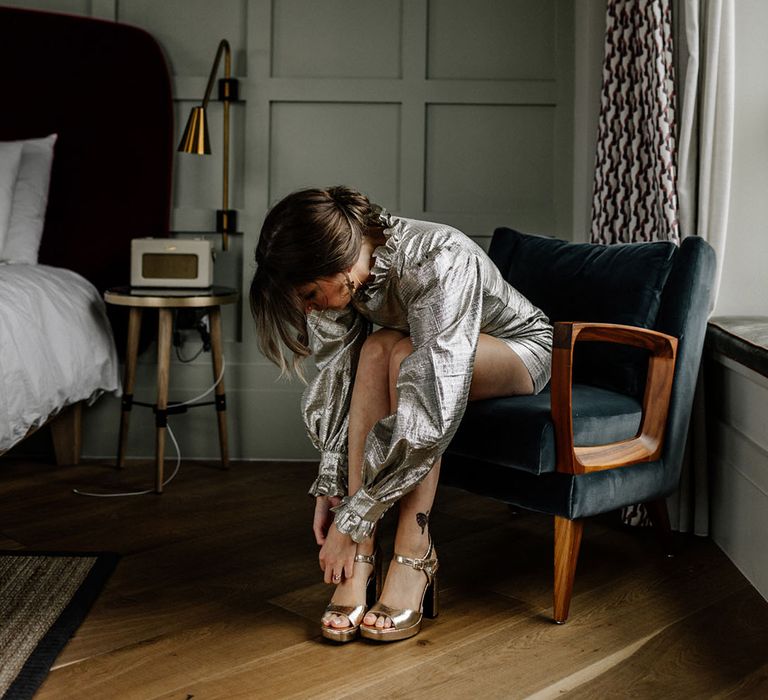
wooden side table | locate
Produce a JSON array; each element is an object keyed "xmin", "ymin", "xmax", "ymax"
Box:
[{"xmin": 104, "ymin": 286, "xmax": 239, "ymax": 493}]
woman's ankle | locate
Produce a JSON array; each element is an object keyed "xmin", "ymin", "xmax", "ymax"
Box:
[
  {"xmin": 356, "ymin": 531, "xmax": 377, "ymax": 556},
  {"xmin": 394, "ymin": 512, "xmax": 432, "ymax": 557}
]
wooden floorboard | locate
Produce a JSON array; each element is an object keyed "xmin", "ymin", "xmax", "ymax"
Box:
[
  {"xmin": 1, "ymin": 457, "xmax": 766, "ymax": 699},
  {"xmin": 563, "ymin": 585, "xmax": 768, "ymax": 700}
]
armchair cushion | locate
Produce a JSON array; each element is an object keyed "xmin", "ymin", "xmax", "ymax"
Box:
[
  {"xmin": 449, "ymin": 384, "xmax": 642, "ymax": 475},
  {"xmin": 490, "ymin": 229, "xmax": 676, "ymax": 397}
]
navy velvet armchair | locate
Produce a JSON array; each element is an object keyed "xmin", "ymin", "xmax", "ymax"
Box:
[{"xmin": 443, "ymin": 228, "xmax": 716, "ymax": 623}]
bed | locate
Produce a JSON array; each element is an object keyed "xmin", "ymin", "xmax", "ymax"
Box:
[
  {"xmin": 0, "ymin": 265, "xmax": 119, "ymax": 458},
  {"xmin": 0, "ymin": 7, "xmax": 173, "ymax": 463}
]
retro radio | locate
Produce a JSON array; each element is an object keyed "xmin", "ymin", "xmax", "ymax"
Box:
[{"xmin": 130, "ymin": 238, "xmax": 213, "ymax": 288}]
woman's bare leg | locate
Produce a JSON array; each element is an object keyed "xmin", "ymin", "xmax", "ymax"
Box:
[
  {"xmin": 323, "ymin": 328, "xmax": 406, "ymax": 629},
  {"xmin": 364, "ymin": 333, "xmax": 534, "ymax": 627},
  {"xmin": 468, "ymin": 334, "xmax": 534, "ymax": 399},
  {"xmin": 347, "ymin": 329, "xmax": 406, "ymax": 494}
]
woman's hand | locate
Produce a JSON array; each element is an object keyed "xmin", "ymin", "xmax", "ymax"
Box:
[
  {"xmin": 313, "ymin": 495, "xmax": 341, "ymax": 545},
  {"xmin": 319, "ymin": 521, "xmax": 357, "ymax": 584}
]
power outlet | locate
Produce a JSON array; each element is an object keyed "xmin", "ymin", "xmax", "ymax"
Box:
[{"xmin": 173, "ymin": 309, "xmax": 211, "ymax": 351}]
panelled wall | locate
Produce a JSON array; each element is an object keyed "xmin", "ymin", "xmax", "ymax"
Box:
[
  {"xmin": 708, "ymin": 356, "xmax": 768, "ymax": 601},
  {"xmin": 8, "ymin": 0, "xmax": 587, "ymax": 460},
  {"xmin": 258, "ymin": 0, "xmax": 574, "ymax": 243}
]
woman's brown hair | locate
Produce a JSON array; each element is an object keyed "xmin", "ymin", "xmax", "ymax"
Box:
[{"xmin": 249, "ymin": 185, "xmax": 380, "ymax": 378}]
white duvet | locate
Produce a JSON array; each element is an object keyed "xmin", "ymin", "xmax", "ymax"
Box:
[{"xmin": 0, "ymin": 264, "xmax": 120, "ymax": 452}]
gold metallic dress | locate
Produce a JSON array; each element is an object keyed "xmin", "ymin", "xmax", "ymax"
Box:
[{"xmin": 302, "ymin": 213, "xmax": 552, "ymax": 542}]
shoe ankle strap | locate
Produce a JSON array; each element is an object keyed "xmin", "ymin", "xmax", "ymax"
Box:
[
  {"xmin": 354, "ymin": 552, "xmax": 375, "ymax": 566},
  {"xmin": 393, "ymin": 548, "xmax": 438, "ymax": 578}
]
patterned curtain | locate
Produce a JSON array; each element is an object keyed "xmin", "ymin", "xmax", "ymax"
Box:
[
  {"xmin": 591, "ymin": 0, "xmax": 680, "ymax": 245},
  {"xmin": 591, "ymin": 0, "xmax": 680, "ymax": 528}
]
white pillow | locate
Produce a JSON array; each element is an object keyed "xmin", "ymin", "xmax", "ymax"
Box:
[
  {"xmin": 0, "ymin": 141, "xmax": 23, "ymax": 255},
  {"xmin": 2, "ymin": 134, "xmax": 58, "ymax": 264}
]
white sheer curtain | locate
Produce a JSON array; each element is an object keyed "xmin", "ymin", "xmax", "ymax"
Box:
[
  {"xmin": 677, "ymin": 0, "xmax": 734, "ymax": 297},
  {"xmin": 668, "ymin": 0, "xmax": 734, "ymax": 535}
]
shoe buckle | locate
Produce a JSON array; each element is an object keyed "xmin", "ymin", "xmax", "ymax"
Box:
[
  {"xmin": 395, "ymin": 553, "xmax": 437, "ymax": 576},
  {"xmin": 414, "ymin": 558, "xmax": 437, "ymax": 575}
]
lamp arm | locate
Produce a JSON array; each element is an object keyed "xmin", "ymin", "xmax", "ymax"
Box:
[{"xmin": 202, "ymin": 39, "xmax": 231, "ymax": 109}]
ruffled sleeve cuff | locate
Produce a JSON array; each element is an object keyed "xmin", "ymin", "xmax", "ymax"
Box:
[
  {"xmin": 307, "ymin": 451, "xmax": 348, "ymax": 497},
  {"xmin": 331, "ymin": 487, "xmax": 391, "ymax": 543}
]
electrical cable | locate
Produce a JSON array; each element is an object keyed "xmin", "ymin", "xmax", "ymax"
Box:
[
  {"xmin": 176, "ymin": 356, "xmax": 225, "ymax": 407},
  {"xmin": 175, "ymin": 343, "xmax": 205, "ymax": 363},
  {"xmin": 72, "ymin": 424, "xmax": 182, "ymax": 497},
  {"xmin": 73, "ymin": 357, "xmax": 226, "ymax": 498}
]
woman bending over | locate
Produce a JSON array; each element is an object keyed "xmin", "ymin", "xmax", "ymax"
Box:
[{"xmin": 249, "ymin": 186, "xmax": 552, "ymax": 643}]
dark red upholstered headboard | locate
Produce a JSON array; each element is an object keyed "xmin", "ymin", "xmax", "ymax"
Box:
[{"xmin": 0, "ymin": 7, "xmax": 173, "ymax": 294}]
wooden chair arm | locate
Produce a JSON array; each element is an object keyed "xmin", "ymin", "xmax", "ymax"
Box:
[{"xmin": 551, "ymin": 322, "xmax": 678, "ymax": 475}]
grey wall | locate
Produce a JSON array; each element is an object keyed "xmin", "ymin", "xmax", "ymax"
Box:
[{"xmin": 6, "ymin": 0, "xmax": 604, "ymax": 460}]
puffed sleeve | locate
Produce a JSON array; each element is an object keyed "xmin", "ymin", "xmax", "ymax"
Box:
[
  {"xmin": 332, "ymin": 244, "xmax": 484, "ymax": 541},
  {"xmin": 302, "ymin": 307, "xmax": 368, "ymax": 498}
]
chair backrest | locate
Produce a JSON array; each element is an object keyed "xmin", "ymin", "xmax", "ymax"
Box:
[
  {"xmin": 488, "ymin": 228, "xmax": 715, "ymax": 482},
  {"xmin": 654, "ymin": 236, "xmax": 715, "ymax": 483},
  {"xmin": 489, "ymin": 228, "xmax": 677, "ymax": 398}
]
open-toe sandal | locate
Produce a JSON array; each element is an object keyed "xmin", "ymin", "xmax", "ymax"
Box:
[
  {"xmin": 321, "ymin": 549, "xmax": 381, "ymax": 643},
  {"xmin": 360, "ymin": 538, "xmax": 438, "ymax": 642}
]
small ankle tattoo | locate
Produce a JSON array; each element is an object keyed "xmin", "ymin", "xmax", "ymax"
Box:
[{"xmin": 416, "ymin": 511, "xmax": 430, "ymax": 535}]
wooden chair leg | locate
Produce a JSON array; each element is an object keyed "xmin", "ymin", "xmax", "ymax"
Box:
[
  {"xmin": 646, "ymin": 498, "xmax": 675, "ymax": 557},
  {"xmin": 50, "ymin": 402, "xmax": 82, "ymax": 466},
  {"xmin": 554, "ymin": 516, "xmax": 584, "ymax": 624}
]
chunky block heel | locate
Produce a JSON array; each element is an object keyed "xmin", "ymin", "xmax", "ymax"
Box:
[
  {"xmin": 366, "ymin": 553, "xmax": 383, "ymax": 608},
  {"xmin": 422, "ymin": 574, "xmax": 439, "ymax": 619}
]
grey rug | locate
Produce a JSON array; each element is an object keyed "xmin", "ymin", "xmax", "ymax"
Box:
[{"xmin": 0, "ymin": 552, "xmax": 118, "ymax": 700}]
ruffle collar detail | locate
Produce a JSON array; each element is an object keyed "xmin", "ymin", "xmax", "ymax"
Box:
[{"xmin": 353, "ymin": 209, "xmax": 403, "ymax": 307}]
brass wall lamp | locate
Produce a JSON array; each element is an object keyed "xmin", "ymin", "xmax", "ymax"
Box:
[{"xmin": 178, "ymin": 39, "xmax": 239, "ymax": 251}]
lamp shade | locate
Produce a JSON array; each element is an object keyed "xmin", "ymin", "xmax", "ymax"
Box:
[{"xmin": 178, "ymin": 106, "xmax": 210, "ymax": 154}]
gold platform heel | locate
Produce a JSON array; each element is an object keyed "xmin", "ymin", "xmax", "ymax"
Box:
[
  {"xmin": 360, "ymin": 538, "xmax": 439, "ymax": 642},
  {"xmin": 321, "ymin": 548, "xmax": 381, "ymax": 643}
]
